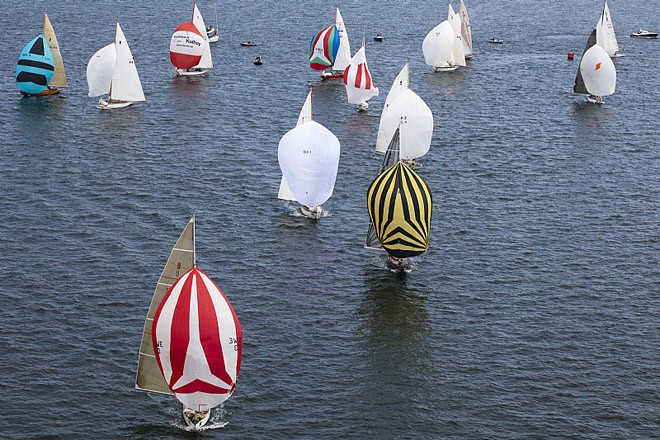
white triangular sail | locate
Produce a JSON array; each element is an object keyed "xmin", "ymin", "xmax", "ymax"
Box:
[
  {"xmin": 459, "ymin": 0, "xmax": 473, "ymax": 58},
  {"xmin": 447, "ymin": 5, "xmax": 466, "ymax": 67},
  {"xmin": 422, "ymin": 20, "xmax": 456, "ymax": 70},
  {"xmin": 596, "ymin": 0, "xmax": 620, "ymax": 57},
  {"xmin": 136, "ymin": 217, "xmax": 196, "ymax": 395},
  {"xmin": 86, "ymin": 43, "xmax": 116, "ymax": 97},
  {"xmin": 278, "ymin": 92, "xmax": 313, "ymax": 201},
  {"xmin": 192, "ymin": 3, "xmax": 213, "ymax": 69},
  {"xmin": 580, "ymin": 44, "xmax": 616, "ymax": 97},
  {"xmin": 43, "ymin": 14, "xmax": 67, "ymax": 88},
  {"xmin": 333, "ymin": 7, "xmax": 351, "ymax": 71},
  {"xmin": 278, "ymin": 120, "xmax": 341, "ymax": 207},
  {"xmin": 344, "ymin": 45, "xmax": 379, "ymax": 105},
  {"xmin": 110, "ymin": 23, "xmax": 145, "ymax": 102}
]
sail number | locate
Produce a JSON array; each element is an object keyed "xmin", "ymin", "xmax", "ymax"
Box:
[
  {"xmin": 229, "ymin": 337, "xmax": 239, "ymax": 351},
  {"xmin": 155, "ymin": 340, "xmax": 163, "ymax": 354},
  {"xmin": 302, "ymin": 149, "xmax": 312, "ymax": 154}
]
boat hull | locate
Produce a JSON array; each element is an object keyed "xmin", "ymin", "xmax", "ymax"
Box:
[
  {"xmin": 300, "ymin": 205, "xmax": 322, "ymax": 219},
  {"xmin": 175, "ymin": 68, "xmax": 209, "ymax": 77},
  {"xmin": 433, "ymin": 65, "xmax": 459, "ymax": 72},
  {"xmin": 586, "ymin": 96, "xmax": 604, "ymax": 104},
  {"xmin": 183, "ymin": 408, "xmax": 211, "ymax": 431},
  {"xmin": 97, "ymin": 98, "xmax": 133, "ymax": 109},
  {"xmin": 20, "ymin": 87, "xmax": 62, "ymax": 97},
  {"xmin": 320, "ymin": 71, "xmax": 343, "ymax": 80}
]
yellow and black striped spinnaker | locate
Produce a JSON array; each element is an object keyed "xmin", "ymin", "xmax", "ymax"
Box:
[{"xmin": 367, "ymin": 161, "xmax": 432, "ymax": 258}]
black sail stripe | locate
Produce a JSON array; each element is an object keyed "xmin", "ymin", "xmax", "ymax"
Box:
[
  {"xmin": 29, "ymin": 37, "xmax": 45, "ymax": 55},
  {"xmin": 16, "ymin": 71, "xmax": 49, "ymax": 86},
  {"xmin": 17, "ymin": 59, "xmax": 55, "ymax": 71}
]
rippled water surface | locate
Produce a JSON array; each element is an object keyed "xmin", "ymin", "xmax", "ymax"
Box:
[{"xmin": 0, "ymin": 1, "xmax": 658, "ymax": 439}]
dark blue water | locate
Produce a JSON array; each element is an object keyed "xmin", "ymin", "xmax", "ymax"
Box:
[{"xmin": 1, "ymin": 1, "xmax": 658, "ymax": 438}]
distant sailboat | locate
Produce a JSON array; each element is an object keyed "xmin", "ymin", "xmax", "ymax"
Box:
[
  {"xmin": 278, "ymin": 92, "xmax": 341, "ymax": 219},
  {"xmin": 137, "ymin": 217, "xmax": 243, "ymax": 432},
  {"xmin": 309, "ymin": 8, "xmax": 351, "ymax": 80},
  {"xmin": 16, "ymin": 14, "xmax": 68, "ymax": 97},
  {"xmin": 422, "ymin": 19, "xmax": 459, "ymax": 72},
  {"xmin": 367, "ymin": 130, "xmax": 433, "ymax": 273},
  {"xmin": 277, "ymin": 91, "xmax": 313, "ymax": 203},
  {"xmin": 447, "ymin": 4, "xmax": 467, "ymax": 66},
  {"xmin": 205, "ymin": 0, "xmax": 219, "ymax": 43},
  {"xmin": 343, "ymin": 39, "xmax": 379, "ymax": 111},
  {"xmin": 576, "ymin": 43, "xmax": 616, "ymax": 104},
  {"xmin": 171, "ymin": 3, "xmax": 213, "ymax": 76},
  {"xmin": 458, "ymin": 0, "xmax": 473, "ymax": 59},
  {"xmin": 86, "ymin": 22, "xmax": 145, "ymax": 109},
  {"xmin": 375, "ymin": 64, "xmax": 433, "ymax": 161},
  {"xmin": 596, "ymin": 0, "xmax": 622, "ymax": 58}
]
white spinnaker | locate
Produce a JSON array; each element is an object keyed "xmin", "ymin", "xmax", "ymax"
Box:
[
  {"xmin": 376, "ymin": 89, "xmax": 433, "ymax": 160},
  {"xmin": 344, "ymin": 46, "xmax": 379, "ymax": 105},
  {"xmin": 422, "ymin": 20, "xmax": 455, "ymax": 69},
  {"xmin": 376, "ymin": 64, "xmax": 410, "ymax": 152},
  {"xmin": 278, "ymin": 91, "xmax": 313, "ymax": 201},
  {"xmin": 86, "ymin": 43, "xmax": 116, "ymax": 97},
  {"xmin": 111, "ymin": 23, "xmax": 145, "ymax": 102},
  {"xmin": 447, "ymin": 5, "xmax": 466, "ymax": 66},
  {"xmin": 192, "ymin": 3, "xmax": 213, "ymax": 69},
  {"xmin": 154, "ymin": 269, "xmax": 240, "ymax": 411},
  {"xmin": 333, "ymin": 7, "xmax": 351, "ymax": 71},
  {"xmin": 596, "ymin": 1, "xmax": 619, "ymax": 57},
  {"xmin": 580, "ymin": 44, "xmax": 616, "ymax": 97},
  {"xmin": 278, "ymin": 120, "xmax": 340, "ymax": 207}
]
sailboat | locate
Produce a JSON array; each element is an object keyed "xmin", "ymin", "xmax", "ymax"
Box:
[
  {"xmin": 136, "ymin": 217, "xmax": 243, "ymax": 431},
  {"xmin": 375, "ymin": 64, "xmax": 433, "ymax": 162},
  {"xmin": 277, "ymin": 92, "xmax": 341, "ymax": 219},
  {"xmin": 447, "ymin": 4, "xmax": 467, "ymax": 66},
  {"xmin": 458, "ymin": 0, "xmax": 473, "ymax": 60},
  {"xmin": 596, "ymin": 0, "xmax": 622, "ymax": 58},
  {"xmin": 16, "ymin": 14, "xmax": 68, "ymax": 97},
  {"xmin": 309, "ymin": 8, "xmax": 351, "ymax": 80},
  {"xmin": 277, "ymin": 91, "xmax": 312, "ymax": 204},
  {"xmin": 171, "ymin": 3, "xmax": 213, "ymax": 76},
  {"xmin": 86, "ymin": 22, "xmax": 145, "ymax": 109},
  {"xmin": 205, "ymin": 1, "xmax": 219, "ymax": 43},
  {"xmin": 366, "ymin": 128, "xmax": 433, "ymax": 273},
  {"xmin": 422, "ymin": 19, "xmax": 460, "ymax": 72},
  {"xmin": 575, "ymin": 43, "xmax": 616, "ymax": 104},
  {"xmin": 343, "ymin": 36, "xmax": 379, "ymax": 111}
]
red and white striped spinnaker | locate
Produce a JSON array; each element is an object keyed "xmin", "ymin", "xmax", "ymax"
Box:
[
  {"xmin": 152, "ymin": 267, "xmax": 242, "ymax": 413},
  {"xmin": 170, "ymin": 21, "xmax": 206, "ymax": 69},
  {"xmin": 343, "ymin": 45, "xmax": 379, "ymax": 107}
]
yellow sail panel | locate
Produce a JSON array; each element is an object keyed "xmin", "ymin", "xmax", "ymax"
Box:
[
  {"xmin": 43, "ymin": 14, "xmax": 67, "ymax": 88},
  {"xmin": 367, "ymin": 162, "xmax": 432, "ymax": 258},
  {"xmin": 135, "ymin": 218, "xmax": 196, "ymax": 395}
]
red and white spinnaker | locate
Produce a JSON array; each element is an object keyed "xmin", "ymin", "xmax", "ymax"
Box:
[
  {"xmin": 170, "ymin": 21, "xmax": 206, "ymax": 69},
  {"xmin": 152, "ymin": 267, "xmax": 242, "ymax": 413}
]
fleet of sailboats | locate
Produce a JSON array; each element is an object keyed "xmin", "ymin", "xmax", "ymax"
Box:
[
  {"xmin": 136, "ymin": 217, "xmax": 242, "ymax": 431},
  {"xmin": 86, "ymin": 22, "xmax": 145, "ymax": 109},
  {"xmin": 171, "ymin": 3, "xmax": 213, "ymax": 76}
]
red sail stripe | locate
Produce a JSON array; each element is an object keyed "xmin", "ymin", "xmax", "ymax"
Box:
[
  {"xmin": 322, "ymin": 26, "xmax": 332, "ymax": 62},
  {"xmin": 173, "ymin": 378, "xmax": 233, "ymax": 395},
  {"xmin": 196, "ymin": 272, "xmax": 234, "ymax": 386},
  {"xmin": 343, "ymin": 64, "xmax": 351, "ymax": 85},
  {"xmin": 355, "ymin": 64, "xmax": 363, "ymax": 88},
  {"xmin": 168, "ymin": 272, "xmax": 194, "ymax": 388},
  {"xmin": 364, "ymin": 65, "xmax": 372, "ymax": 89}
]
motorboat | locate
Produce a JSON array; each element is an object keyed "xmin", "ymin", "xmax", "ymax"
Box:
[
  {"xmin": 240, "ymin": 41, "xmax": 257, "ymax": 46},
  {"xmin": 630, "ymin": 29, "xmax": 658, "ymax": 38},
  {"xmin": 488, "ymin": 37, "xmax": 504, "ymax": 44},
  {"xmin": 253, "ymin": 56, "xmax": 263, "ymax": 65},
  {"xmin": 374, "ymin": 33, "xmax": 384, "ymax": 42}
]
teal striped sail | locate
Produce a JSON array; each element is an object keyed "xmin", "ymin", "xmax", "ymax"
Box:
[{"xmin": 16, "ymin": 34, "xmax": 54, "ymax": 95}]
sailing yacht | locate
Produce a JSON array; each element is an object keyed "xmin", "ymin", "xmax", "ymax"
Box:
[
  {"xmin": 171, "ymin": 3, "xmax": 213, "ymax": 76},
  {"xmin": 309, "ymin": 8, "xmax": 351, "ymax": 80},
  {"xmin": 343, "ymin": 38, "xmax": 379, "ymax": 111},
  {"xmin": 86, "ymin": 22, "xmax": 145, "ymax": 109},
  {"xmin": 596, "ymin": 0, "xmax": 622, "ymax": 57}
]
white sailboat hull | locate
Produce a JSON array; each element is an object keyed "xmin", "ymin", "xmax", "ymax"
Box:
[
  {"xmin": 97, "ymin": 97, "xmax": 133, "ymax": 109},
  {"xmin": 175, "ymin": 68, "xmax": 210, "ymax": 76}
]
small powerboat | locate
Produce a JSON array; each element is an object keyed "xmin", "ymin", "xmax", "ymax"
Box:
[
  {"xmin": 206, "ymin": 25, "xmax": 218, "ymax": 43},
  {"xmin": 253, "ymin": 56, "xmax": 263, "ymax": 65},
  {"xmin": 488, "ymin": 37, "xmax": 504, "ymax": 44},
  {"xmin": 373, "ymin": 33, "xmax": 384, "ymax": 42},
  {"xmin": 240, "ymin": 41, "xmax": 257, "ymax": 46},
  {"xmin": 630, "ymin": 29, "xmax": 658, "ymax": 38}
]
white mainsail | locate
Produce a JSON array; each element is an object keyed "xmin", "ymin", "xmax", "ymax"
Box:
[
  {"xmin": 580, "ymin": 44, "xmax": 616, "ymax": 97},
  {"xmin": 447, "ymin": 5, "xmax": 466, "ymax": 67},
  {"xmin": 136, "ymin": 217, "xmax": 196, "ymax": 395},
  {"xmin": 86, "ymin": 44, "xmax": 116, "ymax": 97},
  {"xmin": 111, "ymin": 23, "xmax": 145, "ymax": 102},
  {"xmin": 458, "ymin": 0, "xmax": 473, "ymax": 58},
  {"xmin": 422, "ymin": 20, "xmax": 456, "ymax": 70},
  {"xmin": 43, "ymin": 14, "xmax": 67, "ymax": 88},
  {"xmin": 376, "ymin": 64, "xmax": 409, "ymax": 152},
  {"xmin": 333, "ymin": 7, "xmax": 351, "ymax": 71},
  {"xmin": 278, "ymin": 92, "xmax": 313, "ymax": 201},
  {"xmin": 192, "ymin": 3, "xmax": 213, "ymax": 69},
  {"xmin": 278, "ymin": 120, "xmax": 340, "ymax": 208},
  {"xmin": 596, "ymin": 0, "xmax": 620, "ymax": 57}
]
